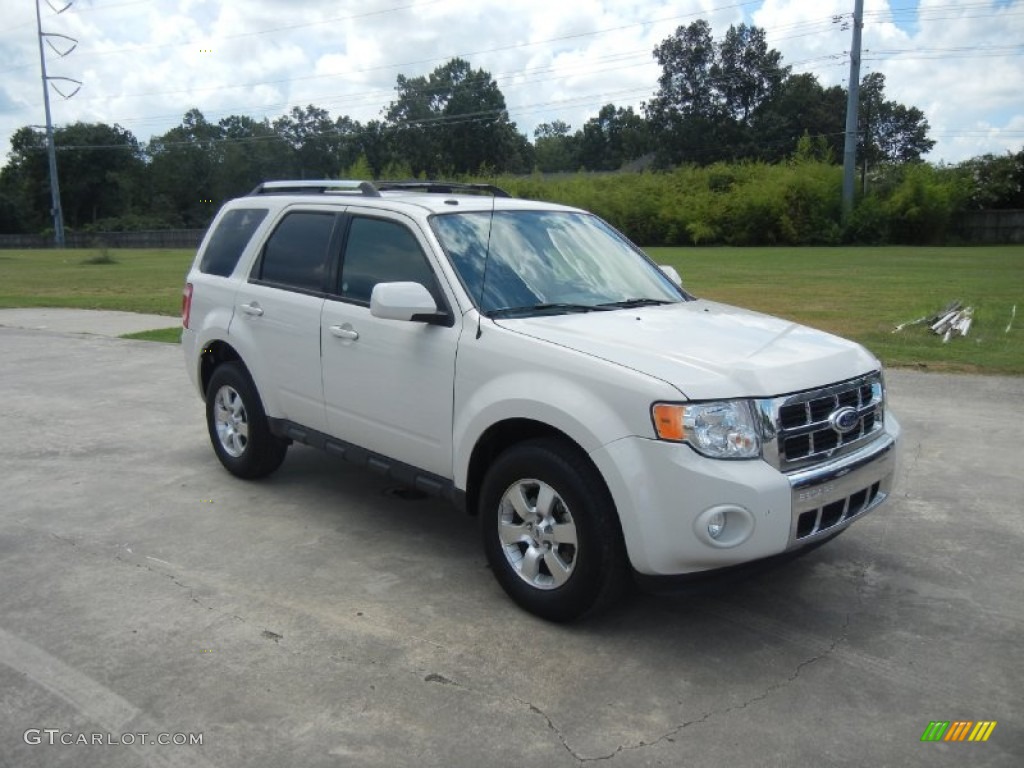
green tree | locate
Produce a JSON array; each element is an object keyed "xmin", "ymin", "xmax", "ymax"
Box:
[
  {"xmin": 0, "ymin": 126, "xmax": 50, "ymax": 233},
  {"xmin": 958, "ymin": 149, "xmax": 1024, "ymax": 209},
  {"xmin": 648, "ymin": 20, "xmax": 718, "ymax": 122},
  {"xmin": 714, "ymin": 24, "xmax": 789, "ymax": 124},
  {"xmin": 147, "ymin": 108, "xmax": 224, "ymax": 227},
  {"xmin": 533, "ymin": 120, "xmax": 578, "ymax": 172},
  {"xmin": 751, "ymin": 73, "xmax": 846, "ymax": 162},
  {"xmin": 646, "ymin": 20, "xmax": 788, "ymax": 164},
  {"xmin": 272, "ymin": 105, "xmax": 355, "ymax": 179},
  {"xmin": 356, "ymin": 120, "xmax": 395, "ymax": 178},
  {"xmin": 217, "ymin": 115, "xmax": 292, "ymax": 197},
  {"xmin": 858, "ymin": 72, "xmax": 935, "ymax": 168},
  {"xmin": 385, "ymin": 57, "xmax": 530, "ymax": 176},
  {"xmin": 576, "ymin": 105, "xmax": 651, "ymax": 171},
  {"xmin": 52, "ymin": 122, "xmax": 146, "ymax": 229},
  {"xmin": 0, "ymin": 122, "xmax": 145, "ymax": 232}
]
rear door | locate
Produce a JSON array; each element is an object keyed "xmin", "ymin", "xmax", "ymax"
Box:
[
  {"xmin": 320, "ymin": 211, "xmax": 462, "ymax": 477},
  {"xmin": 232, "ymin": 208, "xmax": 341, "ymax": 432}
]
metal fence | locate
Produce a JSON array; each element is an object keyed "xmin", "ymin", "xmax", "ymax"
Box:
[
  {"xmin": 958, "ymin": 210, "xmax": 1024, "ymax": 244},
  {"xmin": 0, "ymin": 229, "xmax": 206, "ymax": 250},
  {"xmin": 1, "ymin": 212, "xmax": 1022, "ymax": 248}
]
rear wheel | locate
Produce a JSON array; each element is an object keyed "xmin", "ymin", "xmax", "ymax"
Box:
[
  {"xmin": 206, "ymin": 362, "xmax": 288, "ymax": 479},
  {"xmin": 480, "ymin": 438, "xmax": 628, "ymax": 622}
]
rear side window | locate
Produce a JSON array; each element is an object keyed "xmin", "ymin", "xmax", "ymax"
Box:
[
  {"xmin": 339, "ymin": 217, "xmax": 438, "ymax": 303},
  {"xmin": 255, "ymin": 212, "xmax": 336, "ymax": 293},
  {"xmin": 199, "ymin": 208, "xmax": 268, "ymax": 276}
]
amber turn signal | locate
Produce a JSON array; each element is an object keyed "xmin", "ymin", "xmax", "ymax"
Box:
[{"xmin": 652, "ymin": 403, "xmax": 686, "ymax": 441}]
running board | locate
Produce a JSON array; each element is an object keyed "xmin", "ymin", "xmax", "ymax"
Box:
[{"xmin": 267, "ymin": 418, "xmax": 465, "ymax": 511}]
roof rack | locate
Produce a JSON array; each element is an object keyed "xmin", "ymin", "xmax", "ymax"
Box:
[
  {"xmin": 248, "ymin": 180, "xmax": 381, "ymax": 197},
  {"xmin": 247, "ymin": 179, "xmax": 510, "ymax": 198},
  {"xmin": 374, "ymin": 181, "xmax": 510, "ymax": 198}
]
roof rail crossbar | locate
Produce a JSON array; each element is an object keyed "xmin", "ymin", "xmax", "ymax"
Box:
[
  {"xmin": 248, "ymin": 180, "xmax": 381, "ymax": 197},
  {"xmin": 374, "ymin": 181, "xmax": 510, "ymax": 198}
]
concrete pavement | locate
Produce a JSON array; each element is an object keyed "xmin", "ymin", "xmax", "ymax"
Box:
[
  {"xmin": 0, "ymin": 318, "xmax": 1020, "ymax": 767},
  {"xmin": 0, "ymin": 308, "xmax": 178, "ymax": 337}
]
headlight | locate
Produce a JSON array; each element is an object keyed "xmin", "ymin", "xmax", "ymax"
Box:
[{"xmin": 651, "ymin": 401, "xmax": 761, "ymax": 459}]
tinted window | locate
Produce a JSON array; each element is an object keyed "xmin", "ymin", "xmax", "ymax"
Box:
[
  {"xmin": 256, "ymin": 212, "xmax": 336, "ymax": 293},
  {"xmin": 339, "ymin": 217, "xmax": 438, "ymax": 303},
  {"xmin": 200, "ymin": 208, "xmax": 268, "ymax": 276}
]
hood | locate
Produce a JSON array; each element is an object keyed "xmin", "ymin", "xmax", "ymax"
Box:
[{"xmin": 494, "ymin": 299, "xmax": 879, "ymax": 400}]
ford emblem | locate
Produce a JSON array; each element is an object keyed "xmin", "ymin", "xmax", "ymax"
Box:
[{"xmin": 829, "ymin": 406, "xmax": 860, "ymax": 434}]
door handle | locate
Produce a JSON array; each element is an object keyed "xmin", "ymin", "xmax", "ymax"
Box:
[
  {"xmin": 240, "ymin": 302, "xmax": 264, "ymax": 317},
  {"xmin": 329, "ymin": 325, "xmax": 359, "ymax": 340}
]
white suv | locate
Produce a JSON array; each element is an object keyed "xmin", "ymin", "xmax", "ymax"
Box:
[{"xmin": 182, "ymin": 180, "xmax": 901, "ymax": 621}]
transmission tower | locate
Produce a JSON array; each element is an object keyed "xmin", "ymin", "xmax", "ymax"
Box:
[{"xmin": 35, "ymin": 0, "xmax": 82, "ymax": 248}]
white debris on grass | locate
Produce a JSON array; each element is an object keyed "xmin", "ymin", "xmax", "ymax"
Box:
[
  {"xmin": 893, "ymin": 300, "xmax": 974, "ymax": 342},
  {"xmin": 932, "ymin": 306, "xmax": 973, "ymax": 343},
  {"xmin": 1007, "ymin": 304, "xmax": 1016, "ymax": 334},
  {"xmin": 892, "ymin": 315, "xmax": 927, "ymax": 333}
]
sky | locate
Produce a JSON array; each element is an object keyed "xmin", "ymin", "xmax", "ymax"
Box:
[{"xmin": 1, "ymin": 0, "xmax": 1022, "ymax": 166}]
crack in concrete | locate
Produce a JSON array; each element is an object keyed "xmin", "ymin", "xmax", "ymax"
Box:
[
  {"xmin": 901, "ymin": 439, "xmax": 923, "ymax": 496},
  {"xmin": 558, "ymin": 613, "xmax": 854, "ymax": 764},
  {"xmin": 114, "ymin": 542, "xmax": 853, "ymax": 764},
  {"xmin": 407, "ymin": 640, "xmax": 843, "ymax": 766},
  {"xmin": 113, "ymin": 552, "xmax": 249, "ymax": 626},
  {"xmin": 412, "ymin": 672, "xmax": 584, "ymax": 763}
]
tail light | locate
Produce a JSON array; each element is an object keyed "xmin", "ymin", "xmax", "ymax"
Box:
[{"xmin": 182, "ymin": 283, "xmax": 193, "ymax": 329}]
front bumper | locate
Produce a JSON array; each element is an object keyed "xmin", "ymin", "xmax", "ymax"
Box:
[
  {"xmin": 589, "ymin": 414, "xmax": 901, "ymax": 576},
  {"xmin": 786, "ymin": 433, "xmax": 897, "ymax": 547}
]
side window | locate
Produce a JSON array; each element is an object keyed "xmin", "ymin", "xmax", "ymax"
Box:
[
  {"xmin": 199, "ymin": 208, "xmax": 268, "ymax": 277},
  {"xmin": 339, "ymin": 217, "xmax": 439, "ymax": 304},
  {"xmin": 255, "ymin": 211, "xmax": 336, "ymax": 293}
]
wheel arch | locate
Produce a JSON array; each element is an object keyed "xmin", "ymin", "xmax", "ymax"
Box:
[
  {"xmin": 475, "ymin": 428, "xmax": 631, "ymax": 620},
  {"xmin": 199, "ymin": 340, "xmax": 244, "ymax": 400},
  {"xmin": 464, "ymin": 419, "xmax": 607, "ymax": 519}
]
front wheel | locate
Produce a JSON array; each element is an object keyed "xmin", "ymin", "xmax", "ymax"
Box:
[
  {"xmin": 480, "ymin": 438, "xmax": 628, "ymax": 622},
  {"xmin": 205, "ymin": 362, "xmax": 288, "ymax": 479}
]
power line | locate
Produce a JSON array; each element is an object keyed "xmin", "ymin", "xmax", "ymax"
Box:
[
  {"xmin": 0, "ymin": 0, "xmax": 762, "ymax": 78},
  {"xmin": 5, "ymin": 0, "xmax": 1022, "ymax": 164}
]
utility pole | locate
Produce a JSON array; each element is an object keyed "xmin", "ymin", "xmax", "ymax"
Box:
[
  {"xmin": 841, "ymin": 0, "xmax": 864, "ymax": 221},
  {"xmin": 35, "ymin": 0, "xmax": 80, "ymax": 248}
]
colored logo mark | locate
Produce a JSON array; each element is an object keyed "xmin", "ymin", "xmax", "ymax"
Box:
[{"xmin": 921, "ymin": 721, "xmax": 997, "ymax": 742}]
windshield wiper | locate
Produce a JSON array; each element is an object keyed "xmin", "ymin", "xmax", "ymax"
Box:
[
  {"xmin": 488, "ymin": 303, "xmax": 612, "ymax": 318},
  {"xmin": 597, "ymin": 298, "xmax": 673, "ymax": 309}
]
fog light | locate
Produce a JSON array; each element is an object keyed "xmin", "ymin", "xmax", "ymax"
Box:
[
  {"xmin": 694, "ymin": 505, "xmax": 755, "ymax": 548},
  {"xmin": 707, "ymin": 510, "xmax": 726, "ymax": 539}
]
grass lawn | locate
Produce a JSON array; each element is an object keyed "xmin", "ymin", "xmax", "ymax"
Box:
[
  {"xmin": 650, "ymin": 245, "xmax": 1024, "ymax": 375},
  {"xmin": 0, "ymin": 245, "xmax": 1021, "ymax": 373},
  {"xmin": 120, "ymin": 327, "xmax": 183, "ymax": 343},
  {"xmin": 0, "ymin": 248, "xmax": 192, "ymax": 316}
]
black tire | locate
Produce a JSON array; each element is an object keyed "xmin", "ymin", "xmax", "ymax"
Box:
[
  {"xmin": 205, "ymin": 362, "xmax": 288, "ymax": 479},
  {"xmin": 480, "ymin": 438, "xmax": 628, "ymax": 622}
]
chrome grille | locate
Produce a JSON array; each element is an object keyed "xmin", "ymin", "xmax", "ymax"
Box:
[
  {"xmin": 759, "ymin": 373, "xmax": 885, "ymax": 472},
  {"xmin": 795, "ymin": 481, "xmax": 884, "ymax": 540}
]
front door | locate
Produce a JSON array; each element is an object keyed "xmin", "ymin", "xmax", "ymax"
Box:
[{"xmin": 320, "ymin": 213, "xmax": 463, "ymax": 477}]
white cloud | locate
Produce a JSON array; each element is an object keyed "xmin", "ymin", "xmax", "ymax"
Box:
[
  {"xmin": 753, "ymin": 0, "xmax": 1024, "ymax": 161},
  {"xmin": 0, "ymin": 0, "xmax": 1021, "ymax": 164}
]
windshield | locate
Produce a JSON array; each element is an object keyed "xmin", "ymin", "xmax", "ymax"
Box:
[{"xmin": 430, "ymin": 210, "xmax": 687, "ymax": 316}]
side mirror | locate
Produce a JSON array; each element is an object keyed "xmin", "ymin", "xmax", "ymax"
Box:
[
  {"xmin": 659, "ymin": 265, "xmax": 683, "ymax": 288},
  {"xmin": 370, "ymin": 282, "xmax": 445, "ymax": 323}
]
